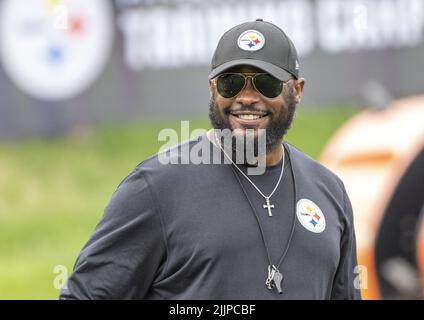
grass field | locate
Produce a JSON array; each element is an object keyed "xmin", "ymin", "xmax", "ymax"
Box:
[{"xmin": 0, "ymin": 107, "xmax": 360, "ymax": 299}]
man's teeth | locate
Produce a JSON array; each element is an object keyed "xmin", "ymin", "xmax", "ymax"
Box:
[{"xmin": 235, "ymin": 114, "xmax": 264, "ymax": 120}]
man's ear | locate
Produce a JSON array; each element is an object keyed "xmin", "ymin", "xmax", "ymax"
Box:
[
  {"xmin": 294, "ymin": 78, "xmax": 305, "ymax": 104},
  {"xmin": 208, "ymin": 79, "xmax": 216, "ymax": 98}
]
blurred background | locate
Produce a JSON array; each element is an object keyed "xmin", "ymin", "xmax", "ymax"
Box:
[{"xmin": 0, "ymin": 0, "xmax": 423, "ymax": 299}]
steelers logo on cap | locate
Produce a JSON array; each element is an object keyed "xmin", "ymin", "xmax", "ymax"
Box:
[
  {"xmin": 296, "ymin": 199, "xmax": 326, "ymax": 233},
  {"xmin": 237, "ymin": 30, "xmax": 265, "ymax": 51}
]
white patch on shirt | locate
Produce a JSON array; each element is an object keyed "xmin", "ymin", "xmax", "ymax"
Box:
[{"xmin": 296, "ymin": 198, "xmax": 326, "ymax": 233}]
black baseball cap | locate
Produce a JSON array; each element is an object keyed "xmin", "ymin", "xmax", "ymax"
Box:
[{"xmin": 209, "ymin": 19, "xmax": 300, "ymax": 81}]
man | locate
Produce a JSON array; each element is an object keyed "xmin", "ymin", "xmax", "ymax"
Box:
[{"xmin": 60, "ymin": 19, "xmax": 361, "ymax": 299}]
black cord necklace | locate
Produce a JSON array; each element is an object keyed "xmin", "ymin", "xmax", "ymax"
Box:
[{"xmin": 227, "ymin": 143, "xmax": 298, "ymax": 294}]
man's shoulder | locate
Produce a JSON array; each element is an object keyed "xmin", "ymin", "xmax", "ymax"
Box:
[
  {"xmin": 138, "ymin": 133, "xmax": 206, "ymax": 170},
  {"xmin": 286, "ymin": 142, "xmax": 351, "ymax": 221},
  {"xmin": 285, "ymin": 142, "xmax": 344, "ymax": 189},
  {"xmin": 118, "ymin": 134, "xmax": 207, "ymax": 188}
]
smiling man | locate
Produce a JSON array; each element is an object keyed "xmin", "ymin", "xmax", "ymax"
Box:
[
  {"xmin": 61, "ymin": 19, "xmax": 361, "ymax": 300},
  {"xmin": 208, "ymin": 63, "xmax": 300, "ymax": 169}
]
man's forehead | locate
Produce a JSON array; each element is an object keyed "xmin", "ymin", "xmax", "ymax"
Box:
[{"xmin": 225, "ymin": 65, "xmax": 266, "ymax": 73}]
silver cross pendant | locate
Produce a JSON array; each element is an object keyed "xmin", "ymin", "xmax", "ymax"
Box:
[{"xmin": 263, "ymin": 197, "xmax": 274, "ymax": 217}]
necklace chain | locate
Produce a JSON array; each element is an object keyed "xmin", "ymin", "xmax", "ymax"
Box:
[
  {"xmin": 211, "ymin": 130, "xmax": 297, "ymax": 294},
  {"xmin": 213, "ymin": 131, "xmax": 285, "ymax": 201}
]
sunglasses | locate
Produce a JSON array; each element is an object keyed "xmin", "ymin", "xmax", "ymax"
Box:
[{"xmin": 214, "ymin": 72, "xmax": 290, "ymax": 99}]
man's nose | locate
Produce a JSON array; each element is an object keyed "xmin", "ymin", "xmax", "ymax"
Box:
[{"xmin": 235, "ymin": 78, "xmax": 260, "ymax": 105}]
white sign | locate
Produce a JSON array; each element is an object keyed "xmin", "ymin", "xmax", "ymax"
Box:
[{"xmin": 117, "ymin": 0, "xmax": 424, "ymax": 71}]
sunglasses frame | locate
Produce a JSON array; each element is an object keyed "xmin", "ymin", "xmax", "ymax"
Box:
[{"xmin": 213, "ymin": 72, "xmax": 291, "ymax": 99}]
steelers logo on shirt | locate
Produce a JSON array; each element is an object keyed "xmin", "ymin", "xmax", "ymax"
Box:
[
  {"xmin": 237, "ymin": 30, "xmax": 265, "ymax": 51},
  {"xmin": 296, "ymin": 199, "xmax": 326, "ymax": 233}
]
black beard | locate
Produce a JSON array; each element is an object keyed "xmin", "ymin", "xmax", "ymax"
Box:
[{"xmin": 208, "ymin": 87, "xmax": 297, "ymax": 160}]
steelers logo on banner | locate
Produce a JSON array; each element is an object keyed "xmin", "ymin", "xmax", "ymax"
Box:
[
  {"xmin": 296, "ymin": 199, "xmax": 326, "ymax": 233},
  {"xmin": 237, "ymin": 30, "xmax": 265, "ymax": 51},
  {"xmin": 0, "ymin": 0, "xmax": 114, "ymax": 101}
]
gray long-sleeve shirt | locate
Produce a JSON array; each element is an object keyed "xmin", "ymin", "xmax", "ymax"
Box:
[{"xmin": 60, "ymin": 134, "xmax": 361, "ymax": 299}]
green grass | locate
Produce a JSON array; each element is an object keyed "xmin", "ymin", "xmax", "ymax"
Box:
[{"xmin": 0, "ymin": 107, "xmax": 360, "ymax": 299}]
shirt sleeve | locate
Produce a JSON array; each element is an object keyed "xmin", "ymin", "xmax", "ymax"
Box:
[
  {"xmin": 330, "ymin": 182, "xmax": 362, "ymax": 300},
  {"xmin": 60, "ymin": 168, "xmax": 167, "ymax": 299}
]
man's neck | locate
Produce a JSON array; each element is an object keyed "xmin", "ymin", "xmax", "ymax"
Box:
[
  {"xmin": 263, "ymin": 141, "xmax": 284, "ymax": 167},
  {"xmin": 206, "ymin": 129, "xmax": 284, "ymax": 167}
]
